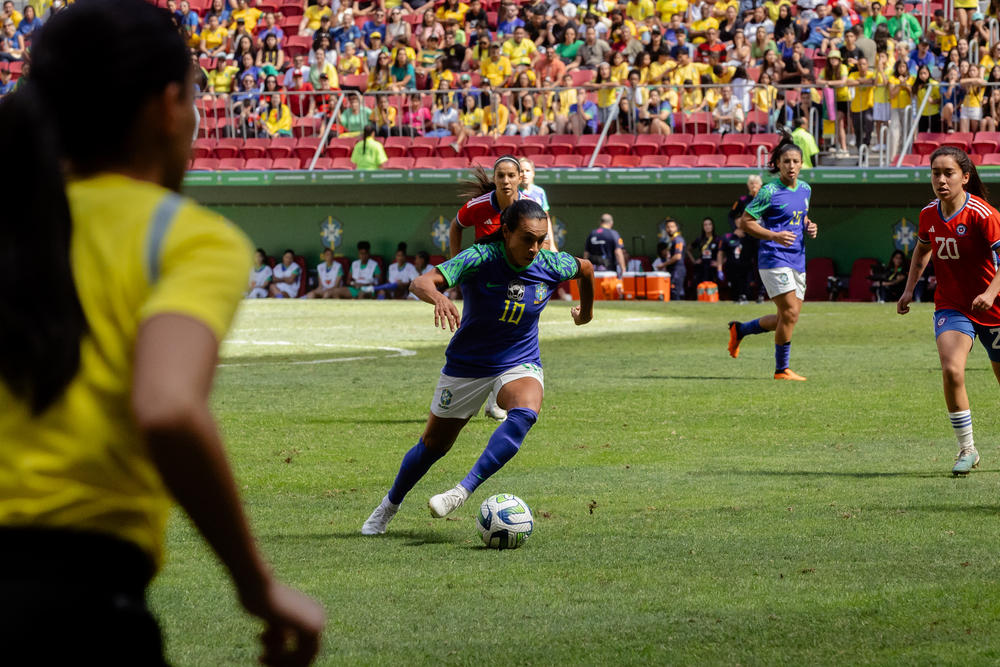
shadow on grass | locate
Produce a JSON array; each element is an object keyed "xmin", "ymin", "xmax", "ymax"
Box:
[
  {"xmin": 326, "ymin": 529, "xmax": 453, "ymax": 546},
  {"xmin": 687, "ymin": 469, "xmax": 961, "ymax": 479},
  {"xmin": 636, "ymin": 375, "xmax": 764, "ymax": 381},
  {"xmin": 299, "ymin": 417, "xmax": 428, "ymax": 425}
]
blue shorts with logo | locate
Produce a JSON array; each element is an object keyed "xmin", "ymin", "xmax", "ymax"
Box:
[{"xmin": 934, "ymin": 309, "xmax": 1000, "ymax": 362}]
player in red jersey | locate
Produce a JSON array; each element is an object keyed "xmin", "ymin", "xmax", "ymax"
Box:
[
  {"xmin": 898, "ymin": 146, "xmax": 1000, "ymax": 475},
  {"xmin": 448, "ymin": 155, "xmax": 556, "ymax": 421}
]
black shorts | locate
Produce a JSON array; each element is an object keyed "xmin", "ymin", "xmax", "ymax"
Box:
[
  {"xmin": 0, "ymin": 528, "xmax": 166, "ymax": 666},
  {"xmin": 835, "ymin": 100, "xmax": 849, "ymax": 115}
]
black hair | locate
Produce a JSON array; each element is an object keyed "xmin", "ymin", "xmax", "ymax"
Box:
[
  {"xmin": 361, "ymin": 123, "xmax": 375, "ymax": 156},
  {"xmin": 283, "ymin": 248, "xmax": 295, "ymax": 257},
  {"xmin": 0, "ymin": 0, "xmax": 187, "ymax": 414},
  {"xmin": 397, "ymin": 241, "xmax": 408, "ymax": 253},
  {"xmin": 767, "ymin": 133, "xmax": 803, "ymax": 174},
  {"xmin": 255, "ymin": 247, "xmax": 267, "ymax": 257},
  {"xmin": 475, "ymin": 199, "xmax": 547, "ymax": 246},
  {"xmin": 357, "ymin": 240, "xmax": 371, "ymax": 251},
  {"xmin": 460, "ymin": 154, "xmax": 521, "ymax": 199},
  {"xmin": 656, "ymin": 241, "xmax": 668, "ymax": 254},
  {"xmin": 930, "ymin": 146, "xmax": 991, "ymax": 201},
  {"xmin": 417, "ymin": 250, "xmax": 430, "ymax": 263}
]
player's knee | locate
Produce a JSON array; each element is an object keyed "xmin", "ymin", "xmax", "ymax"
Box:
[{"xmin": 942, "ymin": 363, "xmax": 965, "ymax": 386}]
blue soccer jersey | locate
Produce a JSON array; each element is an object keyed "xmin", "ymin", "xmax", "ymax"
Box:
[
  {"xmin": 744, "ymin": 178, "xmax": 811, "ymax": 273},
  {"xmin": 522, "ymin": 183, "xmax": 550, "ymax": 212},
  {"xmin": 436, "ymin": 242, "xmax": 580, "ymax": 377}
]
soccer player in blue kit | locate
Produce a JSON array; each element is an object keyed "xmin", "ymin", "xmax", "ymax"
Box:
[
  {"xmin": 727, "ymin": 137, "xmax": 819, "ymax": 381},
  {"xmin": 362, "ymin": 199, "xmax": 596, "ymax": 535}
]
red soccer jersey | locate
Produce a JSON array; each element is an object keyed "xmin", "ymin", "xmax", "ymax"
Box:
[
  {"xmin": 918, "ymin": 193, "xmax": 1000, "ymax": 325},
  {"xmin": 455, "ymin": 190, "xmax": 540, "ymax": 239}
]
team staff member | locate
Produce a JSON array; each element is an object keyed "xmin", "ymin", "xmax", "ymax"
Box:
[
  {"xmin": 0, "ymin": 2, "xmax": 323, "ymax": 664},
  {"xmin": 898, "ymin": 147, "xmax": 1000, "ymax": 475},
  {"xmin": 584, "ymin": 212, "xmax": 626, "ymax": 276}
]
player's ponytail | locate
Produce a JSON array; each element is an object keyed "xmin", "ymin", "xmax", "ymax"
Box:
[
  {"xmin": 767, "ymin": 132, "xmax": 803, "ymax": 174},
  {"xmin": 459, "ymin": 154, "xmax": 521, "ymax": 200},
  {"xmin": 930, "ymin": 145, "xmax": 991, "ymax": 202},
  {"xmin": 0, "ymin": 86, "xmax": 85, "ymax": 415},
  {"xmin": 476, "ymin": 198, "xmax": 547, "ymax": 246}
]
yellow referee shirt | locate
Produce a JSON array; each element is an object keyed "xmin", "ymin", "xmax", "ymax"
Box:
[{"xmin": 0, "ymin": 174, "xmax": 251, "ymax": 569}]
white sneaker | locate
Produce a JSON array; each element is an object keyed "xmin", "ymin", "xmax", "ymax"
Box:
[
  {"xmin": 484, "ymin": 390, "xmax": 507, "ymax": 421},
  {"xmin": 361, "ymin": 495, "xmax": 399, "ymax": 535},
  {"xmin": 428, "ymin": 485, "xmax": 469, "ymax": 518}
]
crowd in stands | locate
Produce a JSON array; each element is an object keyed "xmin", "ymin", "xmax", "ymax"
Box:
[{"xmin": 7, "ymin": 0, "xmax": 1000, "ymax": 164}]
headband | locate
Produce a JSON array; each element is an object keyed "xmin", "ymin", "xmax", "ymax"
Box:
[{"xmin": 494, "ymin": 156, "xmax": 520, "ymax": 171}]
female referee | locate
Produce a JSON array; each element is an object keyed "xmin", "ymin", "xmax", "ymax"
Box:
[
  {"xmin": 898, "ymin": 147, "xmax": 1000, "ymax": 475},
  {"xmin": 0, "ymin": 2, "xmax": 323, "ymax": 664},
  {"xmin": 449, "ymin": 154, "xmax": 557, "ymax": 420},
  {"xmin": 727, "ymin": 137, "xmax": 819, "ymax": 380},
  {"xmin": 362, "ymin": 199, "xmax": 595, "ymax": 535}
]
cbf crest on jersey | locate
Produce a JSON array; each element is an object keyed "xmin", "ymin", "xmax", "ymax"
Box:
[
  {"xmin": 320, "ymin": 216, "xmax": 342, "ymax": 250},
  {"xmin": 893, "ymin": 218, "xmax": 916, "ymax": 255},
  {"xmin": 431, "ymin": 216, "xmax": 450, "ymax": 252},
  {"xmin": 507, "ymin": 280, "xmax": 525, "ymax": 302},
  {"xmin": 533, "ymin": 283, "xmax": 548, "ymax": 304}
]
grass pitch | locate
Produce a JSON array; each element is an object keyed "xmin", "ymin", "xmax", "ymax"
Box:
[{"xmin": 151, "ymin": 300, "xmax": 1000, "ymax": 665}]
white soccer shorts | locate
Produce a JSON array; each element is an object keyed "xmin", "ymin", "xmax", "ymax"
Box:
[
  {"xmin": 760, "ymin": 266, "xmax": 806, "ymax": 301},
  {"xmin": 430, "ymin": 363, "xmax": 544, "ymax": 419}
]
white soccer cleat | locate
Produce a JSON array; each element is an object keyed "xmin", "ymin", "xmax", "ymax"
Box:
[
  {"xmin": 484, "ymin": 391, "xmax": 508, "ymax": 422},
  {"xmin": 361, "ymin": 496, "xmax": 399, "ymax": 535},
  {"xmin": 428, "ymin": 486, "xmax": 469, "ymax": 518}
]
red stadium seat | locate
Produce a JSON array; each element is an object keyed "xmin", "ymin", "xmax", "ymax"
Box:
[
  {"xmin": 294, "ymin": 136, "xmax": 324, "ymax": 164},
  {"xmin": 311, "ymin": 157, "xmax": 335, "ymax": 170},
  {"xmin": 611, "ymin": 154, "xmax": 640, "ymax": 168},
  {"xmin": 383, "ymin": 157, "xmax": 416, "ymax": 169},
  {"xmin": 213, "ymin": 138, "xmax": 242, "ymax": 159},
  {"xmin": 329, "ymin": 158, "xmax": 356, "ymax": 170},
  {"xmin": 266, "ymin": 137, "xmax": 296, "ymax": 160},
  {"xmin": 587, "ymin": 154, "xmax": 612, "ymax": 168},
  {"xmin": 414, "ymin": 157, "xmax": 440, "ymax": 169},
  {"xmin": 972, "ymin": 131, "xmax": 1000, "ymax": 155},
  {"xmin": 745, "ymin": 110, "xmax": 769, "ymax": 133},
  {"xmin": 470, "ymin": 156, "xmax": 496, "ymax": 170},
  {"xmin": 553, "ymin": 155, "xmax": 584, "ymax": 168},
  {"xmin": 216, "ymin": 158, "xmax": 246, "ymax": 170},
  {"xmin": 696, "ymin": 154, "xmax": 726, "ymax": 168},
  {"xmin": 750, "ymin": 133, "xmax": 780, "ymax": 152},
  {"xmin": 284, "ymin": 35, "xmax": 312, "ymax": 58},
  {"xmin": 569, "ymin": 70, "xmax": 595, "ymax": 87},
  {"xmin": 669, "ymin": 155, "xmax": 699, "ymax": 167},
  {"xmin": 241, "ymin": 138, "xmax": 269, "ymax": 159},
  {"xmin": 900, "ymin": 153, "xmax": 929, "ymax": 167},
  {"xmin": 196, "ymin": 116, "xmax": 224, "ymax": 139},
  {"xmin": 603, "ymin": 135, "xmax": 636, "ymax": 156},
  {"xmin": 280, "ymin": 16, "xmax": 300, "ymax": 36},
  {"xmin": 271, "ymin": 158, "xmax": 302, "ymax": 170},
  {"xmin": 632, "ymin": 135, "xmax": 665, "ymax": 156},
  {"xmin": 913, "ymin": 132, "xmax": 946, "ymax": 156},
  {"xmin": 689, "ymin": 135, "xmax": 721, "ymax": 155},
  {"xmin": 970, "ymin": 153, "xmax": 984, "ymax": 165},
  {"xmin": 463, "ymin": 136, "xmax": 492, "ymax": 158},
  {"xmin": 409, "ymin": 137, "xmax": 439, "ymax": 158},
  {"xmin": 661, "ymin": 135, "xmax": 689, "ymax": 156},
  {"xmin": 440, "ymin": 157, "xmax": 469, "ymax": 169},
  {"xmin": 572, "ymin": 135, "xmax": 601, "ymax": 157},
  {"xmin": 678, "ymin": 111, "xmax": 713, "ymax": 134},
  {"xmin": 725, "ymin": 154, "xmax": 757, "ymax": 168},
  {"xmin": 638, "ymin": 154, "xmax": 670, "ymax": 168},
  {"xmin": 531, "ymin": 154, "xmax": 555, "ymax": 167},
  {"xmin": 720, "ymin": 133, "xmax": 751, "ymax": 155},
  {"xmin": 340, "ymin": 74, "xmax": 368, "ymax": 92},
  {"xmin": 805, "ymin": 257, "xmax": 836, "ymax": 301},
  {"xmin": 383, "ymin": 136, "xmax": 410, "ymax": 158},
  {"xmin": 941, "ymin": 132, "xmax": 973, "ymax": 151},
  {"xmin": 244, "ymin": 158, "xmax": 273, "ymax": 170},
  {"xmin": 191, "ymin": 157, "xmax": 219, "ymax": 171},
  {"xmin": 293, "ymin": 117, "xmax": 322, "ymax": 137},
  {"xmin": 547, "ymin": 137, "xmax": 575, "ymax": 156},
  {"xmin": 280, "ymin": 0, "xmax": 304, "ymax": 16},
  {"xmin": 981, "ymin": 153, "xmax": 1000, "ymax": 166},
  {"xmin": 844, "ymin": 257, "xmax": 880, "ymax": 302},
  {"xmin": 327, "ymin": 136, "xmax": 355, "ymax": 158},
  {"xmin": 192, "ymin": 138, "xmax": 216, "ymax": 159}
]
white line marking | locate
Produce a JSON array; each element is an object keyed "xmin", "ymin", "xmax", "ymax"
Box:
[{"xmin": 218, "ymin": 343, "xmax": 416, "ymax": 368}]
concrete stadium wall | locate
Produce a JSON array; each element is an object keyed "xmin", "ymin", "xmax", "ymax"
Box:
[{"xmin": 184, "ymin": 168, "xmax": 995, "ymax": 275}]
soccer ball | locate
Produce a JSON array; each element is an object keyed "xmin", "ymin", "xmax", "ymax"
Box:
[{"xmin": 477, "ymin": 493, "xmax": 533, "ymax": 549}]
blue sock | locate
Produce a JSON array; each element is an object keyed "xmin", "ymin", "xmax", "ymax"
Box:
[
  {"xmin": 387, "ymin": 438, "xmax": 445, "ymax": 505},
  {"xmin": 373, "ymin": 281, "xmax": 398, "ymax": 292},
  {"xmin": 460, "ymin": 407, "xmax": 538, "ymax": 493},
  {"xmin": 775, "ymin": 342, "xmax": 791, "ymax": 372},
  {"xmin": 737, "ymin": 318, "xmax": 766, "ymax": 338}
]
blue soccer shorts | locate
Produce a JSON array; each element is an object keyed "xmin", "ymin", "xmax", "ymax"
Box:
[{"xmin": 934, "ymin": 309, "xmax": 1000, "ymax": 362}]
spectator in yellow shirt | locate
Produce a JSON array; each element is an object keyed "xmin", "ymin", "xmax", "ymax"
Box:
[
  {"xmin": 262, "ymin": 93, "xmax": 293, "ymax": 137},
  {"xmin": 483, "ymin": 92, "xmax": 510, "ymax": 136},
  {"xmin": 847, "ymin": 56, "xmax": 875, "ymax": 149},
  {"xmin": 656, "ymin": 0, "xmax": 688, "ymax": 22},
  {"xmin": 200, "ymin": 14, "xmax": 230, "ymax": 58},
  {"xmin": 480, "ymin": 43, "xmax": 512, "ymax": 87},
  {"xmin": 207, "ymin": 57, "xmax": 240, "ymax": 95},
  {"xmin": 230, "ymin": 0, "xmax": 262, "ymax": 33},
  {"xmin": 626, "ymin": 0, "xmax": 656, "ymax": 22},
  {"xmin": 300, "ymin": 0, "xmax": 332, "ymax": 36},
  {"xmin": 0, "ymin": 2, "xmax": 324, "ymax": 664},
  {"xmin": 502, "ymin": 26, "xmax": 536, "ymax": 68}
]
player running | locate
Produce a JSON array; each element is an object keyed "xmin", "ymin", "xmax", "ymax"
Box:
[
  {"xmin": 897, "ymin": 146, "xmax": 1000, "ymax": 475},
  {"xmin": 361, "ymin": 199, "xmax": 595, "ymax": 535},
  {"xmin": 727, "ymin": 136, "xmax": 818, "ymax": 380},
  {"xmin": 449, "ymin": 155, "xmax": 556, "ymax": 420},
  {"xmin": 519, "ymin": 157, "xmax": 556, "ymax": 248}
]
